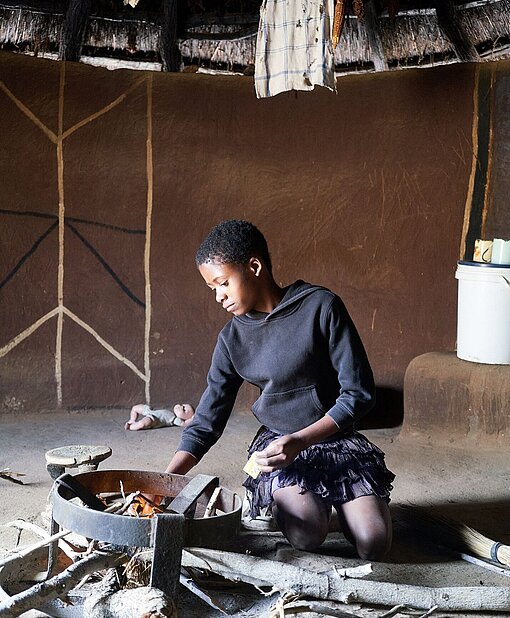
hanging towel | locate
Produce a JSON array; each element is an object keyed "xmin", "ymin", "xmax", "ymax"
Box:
[{"xmin": 255, "ymin": 0, "xmax": 337, "ymax": 99}]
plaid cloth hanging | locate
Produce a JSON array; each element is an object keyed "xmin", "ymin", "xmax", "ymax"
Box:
[{"xmin": 255, "ymin": 0, "xmax": 337, "ymax": 99}]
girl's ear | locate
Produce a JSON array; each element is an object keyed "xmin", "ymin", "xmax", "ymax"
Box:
[{"xmin": 248, "ymin": 257, "xmax": 263, "ymax": 277}]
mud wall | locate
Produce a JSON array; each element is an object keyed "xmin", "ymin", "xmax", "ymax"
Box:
[{"xmin": 1, "ymin": 52, "xmax": 508, "ymax": 424}]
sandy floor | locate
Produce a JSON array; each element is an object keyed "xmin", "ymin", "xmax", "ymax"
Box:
[{"xmin": 1, "ymin": 409, "xmax": 510, "ymax": 617}]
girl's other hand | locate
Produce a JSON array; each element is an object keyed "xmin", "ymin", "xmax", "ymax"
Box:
[{"xmin": 255, "ymin": 434, "xmax": 306, "ymax": 472}]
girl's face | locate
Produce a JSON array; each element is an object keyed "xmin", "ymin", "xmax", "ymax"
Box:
[{"xmin": 199, "ymin": 259, "xmax": 264, "ymax": 316}]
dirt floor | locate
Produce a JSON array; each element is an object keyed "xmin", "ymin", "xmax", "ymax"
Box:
[{"xmin": 1, "ymin": 408, "xmax": 510, "ymax": 617}]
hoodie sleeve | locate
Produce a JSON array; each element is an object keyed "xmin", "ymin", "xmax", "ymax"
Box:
[
  {"xmin": 323, "ymin": 295, "xmax": 376, "ymax": 430},
  {"xmin": 176, "ymin": 332, "xmax": 243, "ymax": 461}
]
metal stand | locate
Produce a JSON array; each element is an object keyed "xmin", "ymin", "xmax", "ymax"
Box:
[{"xmin": 150, "ymin": 514, "xmax": 186, "ymax": 597}]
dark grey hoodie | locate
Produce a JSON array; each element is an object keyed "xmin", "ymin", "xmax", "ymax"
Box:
[{"xmin": 178, "ymin": 281, "xmax": 375, "ymax": 460}]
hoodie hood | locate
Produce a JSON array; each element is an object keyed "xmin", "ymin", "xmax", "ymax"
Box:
[{"xmin": 238, "ymin": 280, "xmax": 326, "ymax": 323}]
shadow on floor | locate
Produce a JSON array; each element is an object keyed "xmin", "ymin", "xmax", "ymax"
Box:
[
  {"xmin": 391, "ymin": 499, "xmax": 510, "ymax": 565},
  {"xmin": 207, "ymin": 499, "xmax": 510, "ymax": 571}
]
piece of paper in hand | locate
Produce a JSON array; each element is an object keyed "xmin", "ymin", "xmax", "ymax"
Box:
[{"xmin": 243, "ymin": 452, "xmax": 262, "ymax": 479}]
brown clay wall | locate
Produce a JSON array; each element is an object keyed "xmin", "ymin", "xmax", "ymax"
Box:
[{"xmin": 1, "ymin": 52, "xmax": 507, "ymax": 425}]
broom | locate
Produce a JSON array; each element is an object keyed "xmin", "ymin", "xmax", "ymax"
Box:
[{"xmin": 398, "ymin": 505, "xmax": 510, "ymax": 567}]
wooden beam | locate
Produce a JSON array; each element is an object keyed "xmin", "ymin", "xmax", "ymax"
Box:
[
  {"xmin": 0, "ymin": 0, "xmax": 65, "ymax": 11},
  {"xmin": 182, "ymin": 25, "xmax": 257, "ymax": 41},
  {"xmin": 363, "ymin": 0, "xmax": 388, "ymax": 72},
  {"xmin": 59, "ymin": 0, "xmax": 91, "ymax": 62},
  {"xmin": 435, "ymin": 0, "xmax": 479, "ymax": 63},
  {"xmin": 160, "ymin": 0, "xmax": 181, "ymax": 72},
  {"xmin": 185, "ymin": 12, "xmax": 259, "ymax": 27}
]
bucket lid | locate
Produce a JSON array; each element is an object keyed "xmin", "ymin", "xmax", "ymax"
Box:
[{"xmin": 458, "ymin": 260, "xmax": 510, "ymax": 269}]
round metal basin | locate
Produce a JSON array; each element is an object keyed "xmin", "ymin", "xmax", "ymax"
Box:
[{"xmin": 51, "ymin": 469, "xmax": 241, "ymax": 549}]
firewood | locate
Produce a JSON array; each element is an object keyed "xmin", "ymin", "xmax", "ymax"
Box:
[
  {"xmin": 182, "ymin": 548, "xmax": 510, "ymax": 612},
  {"xmin": 269, "ymin": 590, "xmax": 360, "ymax": 617},
  {"xmin": 0, "ymin": 528, "xmax": 70, "ymax": 569},
  {"xmin": 104, "ymin": 499, "xmax": 128, "ymax": 513},
  {"xmin": 118, "ymin": 492, "xmax": 142, "ymax": 515},
  {"xmin": 0, "ymin": 470, "xmax": 25, "ymax": 486},
  {"xmin": 1, "ymin": 519, "xmax": 82, "ymax": 564},
  {"xmin": 0, "ymin": 550, "xmax": 126, "ymax": 617},
  {"xmin": 178, "ymin": 572, "xmax": 232, "ymax": 612},
  {"xmin": 83, "ymin": 585, "xmax": 177, "ymax": 617},
  {"xmin": 203, "ymin": 487, "xmax": 221, "ymax": 518}
]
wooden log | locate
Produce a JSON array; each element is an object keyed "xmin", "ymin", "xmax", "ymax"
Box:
[
  {"xmin": 182, "ymin": 548, "xmax": 510, "ymax": 612},
  {"xmin": 181, "ymin": 26, "xmax": 258, "ymax": 41},
  {"xmin": 83, "ymin": 586, "xmax": 177, "ymax": 618},
  {"xmin": 185, "ymin": 12, "xmax": 259, "ymax": 28},
  {"xmin": 182, "ymin": 549, "xmax": 367, "ymax": 594},
  {"xmin": 434, "ymin": 0, "xmax": 479, "ymax": 62},
  {"xmin": 362, "ymin": 0, "xmax": 388, "ymax": 71},
  {"xmin": 160, "ymin": 0, "xmax": 181, "ymax": 72},
  {"xmin": 0, "ymin": 528, "xmax": 70, "ymax": 569},
  {"xmin": 2, "ymin": 517, "xmax": 85, "ymax": 564},
  {"xmin": 0, "ymin": 551, "xmax": 125, "ymax": 617},
  {"xmin": 59, "ymin": 0, "xmax": 92, "ymax": 61}
]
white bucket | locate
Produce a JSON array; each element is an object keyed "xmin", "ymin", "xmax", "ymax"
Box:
[{"xmin": 455, "ymin": 261, "xmax": 510, "ymax": 364}]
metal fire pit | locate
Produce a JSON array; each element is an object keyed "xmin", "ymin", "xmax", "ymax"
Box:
[{"xmin": 50, "ymin": 469, "xmax": 241, "ymax": 597}]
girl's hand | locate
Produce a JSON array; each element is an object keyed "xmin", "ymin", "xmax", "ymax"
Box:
[{"xmin": 255, "ymin": 434, "xmax": 306, "ymax": 472}]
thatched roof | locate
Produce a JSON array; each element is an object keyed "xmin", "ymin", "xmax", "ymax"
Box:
[{"xmin": 1, "ymin": 0, "xmax": 509, "ymax": 74}]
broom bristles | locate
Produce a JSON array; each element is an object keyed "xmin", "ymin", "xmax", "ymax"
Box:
[{"xmin": 400, "ymin": 505, "xmax": 510, "ymax": 567}]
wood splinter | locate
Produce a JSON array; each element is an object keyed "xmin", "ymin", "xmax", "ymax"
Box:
[{"xmin": 204, "ymin": 487, "xmax": 222, "ymax": 518}]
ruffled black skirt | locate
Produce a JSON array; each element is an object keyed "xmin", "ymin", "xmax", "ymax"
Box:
[{"xmin": 242, "ymin": 427, "xmax": 395, "ymax": 518}]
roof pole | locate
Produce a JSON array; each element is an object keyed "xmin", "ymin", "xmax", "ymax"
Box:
[
  {"xmin": 59, "ymin": 0, "xmax": 92, "ymax": 62},
  {"xmin": 160, "ymin": 0, "xmax": 181, "ymax": 71}
]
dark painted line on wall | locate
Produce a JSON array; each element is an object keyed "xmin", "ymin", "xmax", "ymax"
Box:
[
  {"xmin": 0, "ymin": 220, "xmax": 58, "ymax": 290},
  {"xmin": 464, "ymin": 66, "xmax": 492, "ymax": 260},
  {"xmin": 0, "ymin": 208, "xmax": 56, "ymax": 220},
  {"xmin": 1, "ymin": 209, "xmax": 146, "ymax": 306},
  {"xmin": 0, "ymin": 209, "xmax": 146, "ymax": 235},
  {"xmin": 65, "ymin": 222, "xmax": 146, "ymax": 308}
]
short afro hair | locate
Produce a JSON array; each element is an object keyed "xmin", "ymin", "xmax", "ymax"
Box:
[{"xmin": 196, "ymin": 220, "xmax": 272, "ymax": 273}]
